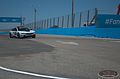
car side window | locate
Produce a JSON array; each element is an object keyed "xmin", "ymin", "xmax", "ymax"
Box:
[{"xmin": 12, "ymin": 28, "xmax": 17, "ymax": 31}]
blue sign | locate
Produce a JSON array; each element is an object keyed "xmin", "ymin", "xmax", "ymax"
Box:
[
  {"xmin": 96, "ymin": 14, "xmax": 120, "ymax": 28},
  {"xmin": 0, "ymin": 17, "xmax": 22, "ymax": 23}
]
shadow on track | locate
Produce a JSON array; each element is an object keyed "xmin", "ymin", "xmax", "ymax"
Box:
[{"xmin": 0, "ymin": 35, "xmax": 54, "ymax": 57}]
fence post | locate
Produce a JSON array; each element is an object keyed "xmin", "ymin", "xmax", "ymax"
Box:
[
  {"xmin": 45, "ymin": 19, "xmax": 47, "ymax": 28},
  {"xmin": 79, "ymin": 12, "xmax": 82, "ymax": 27},
  {"xmin": 57, "ymin": 17, "xmax": 59, "ymax": 27},
  {"xmin": 67, "ymin": 15, "xmax": 69, "ymax": 28},
  {"xmin": 41, "ymin": 21, "xmax": 43, "ymax": 29},
  {"xmin": 73, "ymin": 13, "xmax": 75, "ymax": 28},
  {"xmin": 53, "ymin": 18, "xmax": 55, "ymax": 26},
  {"xmin": 39, "ymin": 21, "xmax": 41, "ymax": 29},
  {"xmin": 62, "ymin": 16, "xmax": 64, "ymax": 28},
  {"xmin": 95, "ymin": 8, "xmax": 98, "ymax": 16},
  {"xmin": 36, "ymin": 22, "xmax": 38, "ymax": 30},
  {"xmin": 47, "ymin": 19, "xmax": 49, "ymax": 28},
  {"xmin": 32, "ymin": 24, "xmax": 33, "ymax": 29},
  {"xmin": 71, "ymin": 13, "xmax": 75, "ymax": 28},
  {"xmin": 48, "ymin": 19, "xmax": 49, "ymax": 28},
  {"xmin": 44, "ymin": 19, "xmax": 46, "ymax": 28},
  {"xmin": 41, "ymin": 20, "xmax": 43, "ymax": 29},
  {"xmin": 87, "ymin": 10, "xmax": 89, "ymax": 26},
  {"xmin": 50, "ymin": 18, "xmax": 52, "ymax": 28},
  {"xmin": 95, "ymin": 8, "xmax": 98, "ymax": 23},
  {"xmin": 40, "ymin": 21, "xmax": 41, "ymax": 29},
  {"xmin": 43, "ymin": 20, "xmax": 45, "ymax": 29},
  {"xmin": 42, "ymin": 20, "xmax": 43, "ymax": 29}
]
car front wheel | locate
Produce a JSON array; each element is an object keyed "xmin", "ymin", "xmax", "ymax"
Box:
[{"xmin": 17, "ymin": 33, "xmax": 21, "ymax": 38}]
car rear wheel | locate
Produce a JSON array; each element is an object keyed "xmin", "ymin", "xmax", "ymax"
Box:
[
  {"xmin": 9, "ymin": 33, "xmax": 13, "ymax": 38},
  {"xmin": 32, "ymin": 35, "xmax": 36, "ymax": 38}
]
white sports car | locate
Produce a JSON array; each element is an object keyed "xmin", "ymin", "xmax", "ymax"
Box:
[{"xmin": 9, "ymin": 26, "xmax": 36, "ymax": 38}]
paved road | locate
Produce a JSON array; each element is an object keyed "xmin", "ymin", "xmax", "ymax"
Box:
[{"xmin": 0, "ymin": 35, "xmax": 120, "ymax": 79}]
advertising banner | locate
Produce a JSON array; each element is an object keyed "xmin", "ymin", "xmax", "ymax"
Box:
[
  {"xmin": 0, "ymin": 17, "xmax": 22, "ymax": 23},
  {"xmin": 96, "ymin": 14, "xmax": 120, "ymax": 28}
]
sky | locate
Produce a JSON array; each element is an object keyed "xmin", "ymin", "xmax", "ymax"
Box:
[{"xmin": 0, "ymin": 0, "xmax": 120, "ymax": 29}]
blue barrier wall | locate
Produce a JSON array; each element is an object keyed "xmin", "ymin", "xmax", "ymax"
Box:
[
  {"xmin": 36, "ymin": 26, "xmax": 120, "ymax": 39},
  {"xmin": 0, "ymin": 32, "xmax": 8, "ymax": 35},
  {"xmin": 35, "ymin": 14, "xmax": 120, "ymax": 39}
]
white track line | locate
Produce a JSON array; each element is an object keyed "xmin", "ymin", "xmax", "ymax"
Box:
[
  {"xmin": 110, "ymin": 41, "xmax": 120, "ymax": 43},
  {"xmin": 56, "ymin": 41, "xmax": 79, "ymax": 46},
  {"xmin": 0, "ymin": 66, "xmax": 69, "ymax": 79}
]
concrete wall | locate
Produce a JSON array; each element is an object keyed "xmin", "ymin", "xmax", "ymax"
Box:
[{"xmin": 36, "ymin": 26, "xmax": 120, "ymax": 39}]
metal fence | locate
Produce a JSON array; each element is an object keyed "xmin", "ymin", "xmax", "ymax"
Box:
[{"xmin": 25, "ymin": 8, "xmax": 98, "ymax": 30}]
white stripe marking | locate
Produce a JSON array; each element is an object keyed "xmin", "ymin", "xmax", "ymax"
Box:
[
  {"xmin": 110, "ymin": 41, "xmax": 120, "ymax": 43},
  {"xmin": 56, "ymin": 41, "xmax": 79, "ymax": 45},
  {"xmin": 0, "ymin": 66, "xmax": 69, "ymax": 79}
]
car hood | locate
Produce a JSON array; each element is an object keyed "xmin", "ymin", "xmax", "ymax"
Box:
[{"xmin": 18, "ymin": 30, "xmax": 35, "ymax": 33}]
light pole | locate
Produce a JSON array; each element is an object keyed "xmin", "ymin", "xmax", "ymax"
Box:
[{"xmin": 72, "ymin": 0, "xmax": 74, "ymax": 27}]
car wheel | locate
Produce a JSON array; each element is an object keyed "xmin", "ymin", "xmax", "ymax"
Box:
[
  {"xmin": 32, "ymin": 35, "xmax": 36, "ymax": 38},
  {"xmin": 17, "ymin": 33, "xmax": 21, "ymax": 38},
  {"xmin": 9, "ymin": 33, "xmax": 13, "ymax": 38}
]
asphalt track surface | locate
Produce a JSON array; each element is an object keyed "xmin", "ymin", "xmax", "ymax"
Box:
[{"xmin": 0, "ymin": 35, "xmax": 120, "ymax": 79}]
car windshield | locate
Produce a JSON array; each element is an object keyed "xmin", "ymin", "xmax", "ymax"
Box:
[{"xmin": 18, "ymin": 27, "xmax": 30, "ymax": 31}]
